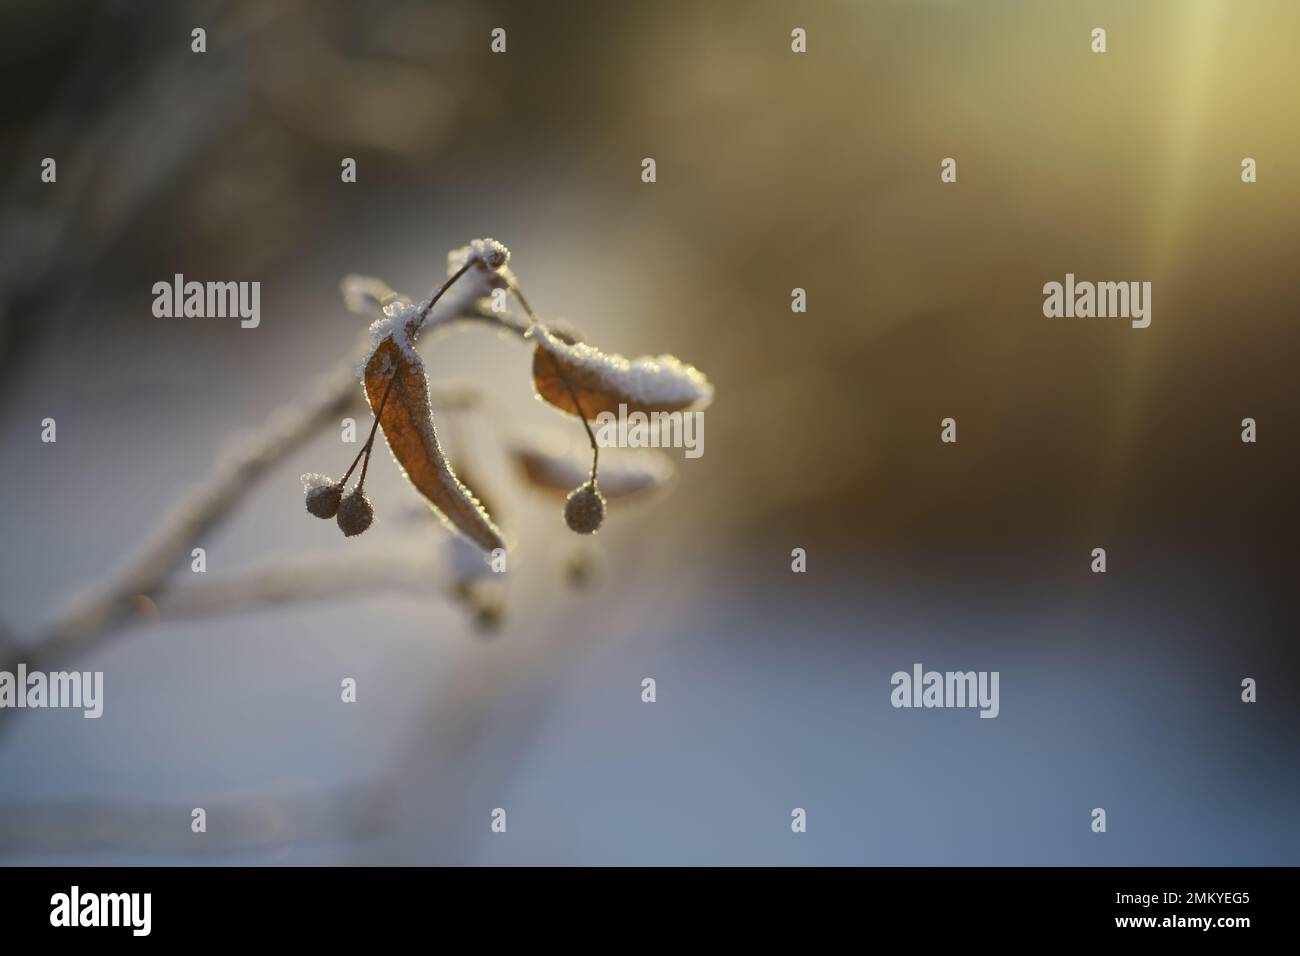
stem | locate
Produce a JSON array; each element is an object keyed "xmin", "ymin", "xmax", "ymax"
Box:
[
  {"xmin": 509, "ymin": 283, "xmax": 600, "ymax": 483},
  {"xmin": 342, "ymin": 370, "xmax": 398, "ymax": 489},
  {"xmin": 357, "ymin": 429, "xmax": 375, "ymax": 491},
  {"xmin": 510, "ymin": 284, "xmax": 538, "ymax": 325},
  {"xmin": 578, "ymin": 390, "xmax": 599, "ymax": 482},
  {"xmin": 339, "ymin": 435, "xmax": 368, "ymax": 488},
  {"xmin": 414, "ymin": 262, "xmax": 472, "ymax": 335}
]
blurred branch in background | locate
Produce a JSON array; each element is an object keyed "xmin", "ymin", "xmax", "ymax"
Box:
[
  {"xmin": 26, "ymin": 365, "xmax": 363, "ymax": 662},
  {"xmin": 154, "ymin": 542, "xmax": 502, "ymax": 629},
  {"xmin": 0, "ymin": 301, "xmax": 499, "ymax": 694},
  {"xmin": 0, "ymin": 0, "xmax": 486, "ymax": 397}
]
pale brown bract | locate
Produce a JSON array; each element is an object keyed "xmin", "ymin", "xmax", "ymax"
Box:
[
  {"xmin": 363, "ymin": 336, "xmax": 505, "ymax": 554},
  {"xmin": 530, "ymin": 322, "xmax": 714, "ymax": 420}
]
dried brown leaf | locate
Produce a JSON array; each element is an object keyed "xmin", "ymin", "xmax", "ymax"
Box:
[
  {"xmin": 530, "ymin": 324, "xmax": 713, "ymax": 420},
  {"xmin": 363, "ymin": 337, "xmax": 505, "ymax": 553}
]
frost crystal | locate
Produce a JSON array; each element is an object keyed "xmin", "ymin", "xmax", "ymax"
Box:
[
  {"xmin": 447, "ymin": 238, "xmax": 515, "ymax": 300},
  {"xmin": 301, "ymin": 472, "xmax": 336, "ymax": 492},
  {"xmin": 449, "ymin": 237, "xmax": 510, "ymax": 272},
  {"xmin": 357, "ymin": 296, "xmax": 431, "ymax": 380}
]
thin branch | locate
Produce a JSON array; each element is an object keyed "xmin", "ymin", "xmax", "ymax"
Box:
[
  {"xmin": 0, "ymin": 302, "xmax": 506, "ymax": 681},
  {"xmin": 413, "ymin": 262, "xmax": 471, "ymax": 335},
  {"xmin": 152, "ymin": 548, "xmax": 485, "ymax": 620},
  {"xmin": 4, "ymin": 363, "xmax": 360, "ymax": 676}
]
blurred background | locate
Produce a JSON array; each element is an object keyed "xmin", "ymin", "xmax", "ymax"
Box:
[{"xmin": 1, "ymin": 0, "xmax": 1297, "ymax": 864}]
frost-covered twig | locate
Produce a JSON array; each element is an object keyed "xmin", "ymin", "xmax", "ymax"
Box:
[
  {"xmin": 0, "ymin": 326, "xmax": 494, "ymax": 683},
  {"xmin": 156, "ymin": 555, "xmax": 431, "ymax": 618},
  {"xmin": 153, "ymin": 545, "xmax": 492, "ymax": 621},
  {"xmin": 3, "ymin": 364, "xmax": 360, "ymax": 678}
]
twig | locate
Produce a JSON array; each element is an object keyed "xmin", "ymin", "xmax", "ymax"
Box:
[
  {"xmin": 152, "ymin": 547, "xmax": 481, "ymax": 619},
  {"xmin": 3, "ymin": 363, "xmax": 360, "ymax": 677},
  {"xmin": 0, "ymin": 303, "xmax": 513, "ymax": 684}
]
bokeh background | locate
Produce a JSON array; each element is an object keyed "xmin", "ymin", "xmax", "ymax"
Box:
[{"xmin": 1, "ymin": 0, "xmax": 1297, "ymax": 864}]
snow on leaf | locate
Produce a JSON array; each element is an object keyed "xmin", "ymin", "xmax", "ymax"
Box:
[
  {"xmin": 362, "ymin": 334, "xmax": 505, "ymax": 554},
  {"xmin": 529, "ymin": 323, "xmax": 714, "ymax": 420},
  {"xmin": 355, "ymin": 297, "xmax": 429, "ymax": 379}
]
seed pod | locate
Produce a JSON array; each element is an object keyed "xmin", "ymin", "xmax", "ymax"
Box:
[
  {"xmin": 305, "ymin": 482, "xmax": 343, "ymax": 519},
  {"xmin": 477, "ymin": 238, "xmax": 510, "ymax": 271},
  {"xmin": 563, "ymin": 481, "xmax": 606, "ymax": 535},
  {"xmin": 337, "ymin": 490, "xmax": 375, "ymax": 537},
  {"xmin": 302, "ymin": 473, "xmax": 343, "ymax": 519}
]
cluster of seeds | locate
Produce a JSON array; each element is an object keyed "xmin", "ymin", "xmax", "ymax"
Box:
[
  {"xmin": 303, "ymin": 474, "xmax": 374, "ymax": 537},
  {"xmin": 302, "ymin": 369, "xmax": 398, "ymax": 538}
]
